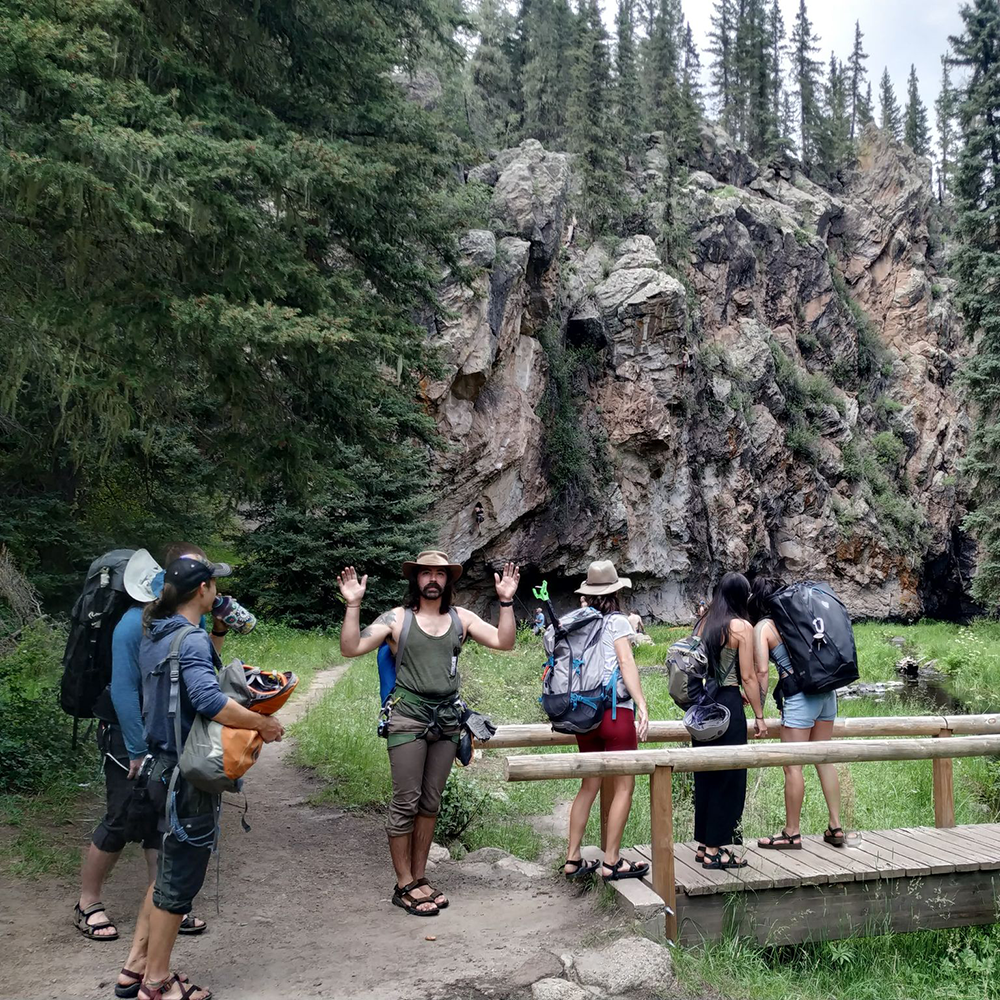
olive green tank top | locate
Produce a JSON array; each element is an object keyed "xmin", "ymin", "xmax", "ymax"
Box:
[
  {"xmin": 719, "ymin": 646, "xmax": 739, "ymax": 687},
  {"xmin": 396, "ymin": 615, "xmax": 462, "ymax": 699}
]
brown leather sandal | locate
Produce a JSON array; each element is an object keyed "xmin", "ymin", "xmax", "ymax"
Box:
[
  {"xmin": 413, "ymin": 877, "xmax": 448, "ymax": 909},
  {"xmin": 139, "ymin": 974, "xmax": 211, "ymax": 1000},
  {"xmin": 73, "ymin": 901, "xmax": 118, "ymax": 941},
  {"xmin": 392, "ymin": 881, "xmax": 439, "ymax": 916},
  {"xmin": 117, "ymin": 969, "xmax": 191, "ymax": 999}
]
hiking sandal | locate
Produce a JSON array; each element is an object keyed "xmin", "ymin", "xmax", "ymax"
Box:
[
  {"xmin": 695, "ymin": 844, "xmax": 706, "ymax": 863},
  {"xmin": 703, "ymin": 848, "xmax": 748, "ymax": 869},
  {"xmin": 824, "ymin": 826, "xmax": 846, "ymax": 847},
  {"xmin": 392, "ymin": 881, "xmax": 439, "ymax": 916},
  {"xmin": 602, "ymin": 857, "xmax": 649, "ymax": 881},
  {"xmin": 564, "ymin": 857, "xmax": 600, "ymax": 880},
  {"xmin": 178, "ymin": 913, "xmax": 207, "ymax": 935},
  {"xmin": 758, "ymin": 829, "xmax": 803, "ymax": 850},
  {"xmin": 117, "ymin": 970, "xmax": 191, "ymax": 999},
  {"xmin": 73, "ymin": 901, "xmax": 119, "ymax": 941},
  {"xmin": 138, "ymin": 974, "xmax": 212, "ymax": 1000},
  {"xmin": 413, "ymin": 877, "xmax": 448, "ymax": 909}
]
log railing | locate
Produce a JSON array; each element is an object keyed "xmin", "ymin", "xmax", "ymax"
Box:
[
  {"xmin": 499, "ymin": 722, "xmax": 1000, "ymax": 944},
  {"xmin": 479, "ymin": 714, "xmax": 998, "ymax": 856}
]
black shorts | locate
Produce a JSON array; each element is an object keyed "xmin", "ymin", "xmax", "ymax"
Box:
[
  {"xmin": 91, "ymin": 723, "xmax": 160, "ymax": 853},
  {"xmin": 151, "ymin": 772, "xmax": 219, "ymax": 915}
]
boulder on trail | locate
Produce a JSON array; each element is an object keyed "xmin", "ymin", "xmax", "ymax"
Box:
[{"xmin": 570, "ymin": 935, "xmax": 673, "ymax": 994}]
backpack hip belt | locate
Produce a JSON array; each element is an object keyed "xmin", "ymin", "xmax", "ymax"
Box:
[{"xmin": 393, "ymin": 685, "xmax": 463, "ymax": 738}]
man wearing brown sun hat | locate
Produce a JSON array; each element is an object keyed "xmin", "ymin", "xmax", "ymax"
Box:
[{"xmin": 338, "ymin": 550, "xmax": 520, "ymax": 917}]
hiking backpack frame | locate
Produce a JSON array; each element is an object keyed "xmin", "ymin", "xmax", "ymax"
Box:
[{"xmin": 59, "ymin": 549, "xmax": 136, "ymax": 745}]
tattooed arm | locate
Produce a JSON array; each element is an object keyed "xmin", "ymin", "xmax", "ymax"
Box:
[{"xmin": 337, "ymin": 565, "xmax": 402, "ymax": 657}]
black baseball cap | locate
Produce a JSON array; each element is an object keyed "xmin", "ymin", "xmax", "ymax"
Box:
[{"xmin": 163, "ymin": 554, "xmax": 232, "ymax": 591}]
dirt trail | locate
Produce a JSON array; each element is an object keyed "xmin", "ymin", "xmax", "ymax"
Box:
[{"xmin": 1, "ymin": 667, "xmax": 616, "ymax": 1000}]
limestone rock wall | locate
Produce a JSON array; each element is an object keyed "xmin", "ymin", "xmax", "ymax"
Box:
[{"xmin": 422, "ymin": 126, "xmax": 974, "ymax": 621}]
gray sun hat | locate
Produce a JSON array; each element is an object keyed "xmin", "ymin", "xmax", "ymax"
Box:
[
  {"xmin": 574, "ymin": 560, "xmax": 632, "ymax": 596},
  {"xmin": 123, "ymin": 549, "xmax": 165, "ymax": 603}
]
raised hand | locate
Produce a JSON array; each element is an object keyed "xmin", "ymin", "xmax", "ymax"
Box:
[
  {"xmin": 494, "ymin": 561, "xmax": 520, "ymax": 602},
  {"xmin": 337, "ymin": 566, "xmax": 367, "ymax": 607}
]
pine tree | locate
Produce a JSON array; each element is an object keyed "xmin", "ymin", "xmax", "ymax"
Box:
[
  {"xmin": 646, "ymin": 0, "xmax": 684, "ymax": 121},
  {"xmin": 949, "ymin": 0, "xmax": 1000, "ymax": 603},
  {"xmin": 781, "ymin": 91, "xmax": 798, "ymax": 155},
  {"xmin": 470, "ymin": 0, "xmax": 518, "ymax": 148},
  {"xmin": 768, "ymin": 0, "xmax": 786, "ymax": 139},
  {"xmin": 521, "ymin": 0, "xmax": 575, "ymax": 145},
  {"xmin": 904, "ymin": 64, "xmax": 931, "ymax": 155},
  {"xmin": 879, "ymin": 67, "xmax": 903, "ymax": 141},
  {"xmin": 790, "ymin": 0, "xmax": 822, "ymax": 172},
  {"xmin": 857, "ymin": 80, "xmax": 875, "ymax": 128},
  {"xmin": 568, "ymin": 0, "xmax": 624, "ymax": 236},
  {"xmin": 615, "ymin": 0, "xmax": 644, "ymax": 170},
  {"xmin": 708, "ymin": 0, "xmax": 738, "ymax": 136},
  {"xmin": 677, "ymin": 22, "xmax": 705, "ymax": 158},
  {"xmin": 936, "ymin": 56, "xmax": 957, "ymax": 202},
  {"xmin": 847, "ymin": 20, "xmax": 868, "ymax": 140},
  {"xmin": 741, "ymin": 0, "xmax": 775, "ymax": 158},
  {"xmin": 817, "ymin": 53, "xmax": 850, "ymax": 180}
]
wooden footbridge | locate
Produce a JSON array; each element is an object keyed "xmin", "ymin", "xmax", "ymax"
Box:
[{"xmin": 478, "ymin": 714, "xmax": 1000, "ymax": 946}]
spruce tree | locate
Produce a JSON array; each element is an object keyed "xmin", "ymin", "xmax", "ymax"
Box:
[
  {"xmin": 568, "ymin": 0, "xmax": 624, "ymax": 236},
  {"xmin": 678, "ymin": 22, "xmax": 705, "ymax": 158},
  {"xmin": 471, "ymin": 0, "xmax": 518, "ymax": 148},
  {"xmin": 879, "ymin": 67, "xmax": 903, "ymax": 141},
  {"xmin": 904, "ymin": 64, "xmax": 931, "ymax": 155},
  {"xmin": 742, "ymin": 0, "xmax": 775, "ymax": 159},
  {"xmin": 615, "ymin": 0, "xmax": 645, "ymax": 170},
  {"xmin": 790, "ymin": 0, "xmax": 822, "ymax": 172},
  {"xmin": 708, "ymin": 0, "xmax": 738, "ymax": 136},
  {"xmin": 817, "ymin": 53, "xmax": 850, "ymax": 179},
  {"xmin": 950, "ymin": 0, "xmax": 1000, "ymax": 603},
  {"xmin": 936, "ymin": 56, "xmax": 957, "ymax": 202},
  {"xmin": 521, "ymin": 0, "xmax": 575, "ymax": 146},
  {"xmin": 857, "ymin": 80, "xmax": 875, "ymax": 128},
  {"xmin": 847, "ymin": 20, "xmax": 869, "ymax": 141},
  {"xmin": 768, "ymin": 0, "xmax": 786, "ymax": 141}
]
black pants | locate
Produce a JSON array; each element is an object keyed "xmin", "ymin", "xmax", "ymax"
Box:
[
  {"xmin": 91, "ymin": 722, "xmax": 159, "ymax": 853},
  {"xmin": 693, "ymin": 686, "xmax": 747, "ymax": 847}
]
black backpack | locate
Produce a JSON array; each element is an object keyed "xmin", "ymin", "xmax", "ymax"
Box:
[
  {"xmin": 59, "ymin": 549, "xmax": 136, "ymax": 718},
  {"xmin": 767, "ymin": 581, "xmax": 858, "ymax": 696}
]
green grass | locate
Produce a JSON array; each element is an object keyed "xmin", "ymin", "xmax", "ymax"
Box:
[{"xmin": 0, "ymin": 621, "xmax": 338, "ymax": 880}]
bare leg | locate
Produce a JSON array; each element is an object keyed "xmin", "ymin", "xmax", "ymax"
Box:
[
  {"xmin": 602, "ymin": 775, "xmax": 636, "ymax": 865},
  {"xmin": 780, "ymin": 725, "xmax": 812, "ymax": 836},
  {"xmin": 143, "ymin": 907, "xmax": 183, "ymax": 993},
  {"xmin": 78, "ymin": 843, "xmax": 122, "ymax": 937},
  {"xmin": 388, "ymin": 832, "xmax": 414, "ymax": 888},
  {"xmin": 565, "ymin": 777, "xmax": 601, "ymax": 873},
  {"xmin": 410, "ymin": 813, "xmax": 437, "ymax": 884},
  {"xmin": 120, "ymin": 884, "xmax": 154, "ymax": 987},
  {"xmin": 810, "ymin": 719, "xmax": 842, "ymax": 830}
]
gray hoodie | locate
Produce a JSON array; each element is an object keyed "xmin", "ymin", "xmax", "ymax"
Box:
[{"xmin": 140, "ymin": 615, "xmax": 229, "ymax": 758}]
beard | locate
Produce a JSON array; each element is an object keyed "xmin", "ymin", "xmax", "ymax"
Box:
[{"xmin": 420, "ymin": 583, "xmax": 443, "ymax": 599}]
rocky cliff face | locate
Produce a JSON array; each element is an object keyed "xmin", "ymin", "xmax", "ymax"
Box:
[{"xmin": 423, "ymin": 126, "xmax": 974, "ymax": 621}]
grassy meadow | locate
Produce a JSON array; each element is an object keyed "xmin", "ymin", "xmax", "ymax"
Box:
[{"xmin": 294, "ymin": 617, "xmax": 1000, "ymax": 1000}]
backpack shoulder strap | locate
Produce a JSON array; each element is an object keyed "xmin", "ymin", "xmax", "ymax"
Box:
[
  {"xmin": 449, "ymin": 608, "xmax": 465, "ymax": 650},
  {"xmin": 395, "ymin": 609, "xmax": 414, "ymax": 670},
  {"xmin": 168, "ymin": 624, "xmax": 204, "ymax": 757}
]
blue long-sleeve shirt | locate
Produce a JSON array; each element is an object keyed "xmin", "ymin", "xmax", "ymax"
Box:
[
  {"xmin": 110, "ymin": 606, "xmax": 147, "ymax": 759},
  {"xmin": 141, "ymin": 614, "xmax": 229, "ymax": 758}
]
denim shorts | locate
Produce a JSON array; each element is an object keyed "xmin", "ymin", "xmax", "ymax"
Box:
[{"xmin": 781, "ymin": 690, "xmax": 838, "ymax": 729}]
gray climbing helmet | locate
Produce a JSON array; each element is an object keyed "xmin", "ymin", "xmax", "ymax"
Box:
[{"xmin": 683, "ymin": 697, "xmax": 731, "ymax": 743}]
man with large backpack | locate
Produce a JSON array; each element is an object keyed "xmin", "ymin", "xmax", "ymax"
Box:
[
  {"xmin": 119, "ymin": 554, "xmax": 284, "ymax": 1000},
  {"xmin": 337, "ymin": 550, "xmax": 519, "ymax": 917},
  {"xmin": 73, "ymin": 546, "xmax": 220, "ymax": 950}
]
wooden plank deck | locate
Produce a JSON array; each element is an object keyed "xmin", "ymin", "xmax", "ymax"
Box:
[{"xmin": 623, "ymin": 824, "xmax": 1000, "ymax": 946}]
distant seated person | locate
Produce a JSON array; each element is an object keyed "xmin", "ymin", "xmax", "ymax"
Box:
[
  {"xmin": 627, "ymin": 611, "xmax": 653, "ymax": 646},
  {"xmin": 695, "ymin": 600, "xmax": 707, "ymax": 619},
  {"xmin": 532, "ymin": 607, "xmax": 545, "ymax": 635}
]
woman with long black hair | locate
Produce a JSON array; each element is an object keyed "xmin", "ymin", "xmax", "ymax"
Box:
[{"xmin": 692, "ymin": 572, "xmax": 767, "ymax": 869}]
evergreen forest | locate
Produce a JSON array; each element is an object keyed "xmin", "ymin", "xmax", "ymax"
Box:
[{"xmin": 1, "ymin": 0, "xmax": 1000, "ymax": 618}]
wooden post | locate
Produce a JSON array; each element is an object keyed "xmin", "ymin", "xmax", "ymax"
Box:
[
  {"xmin": 933, "ymin": 728, "xmax": 956, "ymax": 828},
  {"xmin": 650, "ymin": 765, "xmax": 677, "ymax": 944},
  {"xmin": 599, "ymin": 777, "xmax": 614, "ymax": 852}
]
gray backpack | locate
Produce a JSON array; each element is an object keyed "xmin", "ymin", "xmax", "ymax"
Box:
[{"xmin": 539, "ymin": 607, "xmax": 627, "ymax": 734}]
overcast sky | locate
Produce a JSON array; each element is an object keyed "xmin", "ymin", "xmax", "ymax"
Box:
[{"xmin": 604, "ymin": 0, "xmax": 966, "ymax": 148}]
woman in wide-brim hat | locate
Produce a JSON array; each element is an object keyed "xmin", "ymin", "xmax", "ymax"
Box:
[{"xmin": 563, "ymin": 561, "xmax": 651, "ymax": 884}]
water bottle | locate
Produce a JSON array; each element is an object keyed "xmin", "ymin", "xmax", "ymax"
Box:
[{"xmin": 212, "ymin": 595, "xmax": 258, "ymax": 634}]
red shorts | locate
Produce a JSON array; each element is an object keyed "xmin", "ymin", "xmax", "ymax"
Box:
[{"xmin": 575, "ymin": 708, "xmax": 637, "ymax": 753}]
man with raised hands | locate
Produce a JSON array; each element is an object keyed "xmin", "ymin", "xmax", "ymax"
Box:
[{"xmin": 338, "ymin": 550, "xmax": 519, "ymax": 917}]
